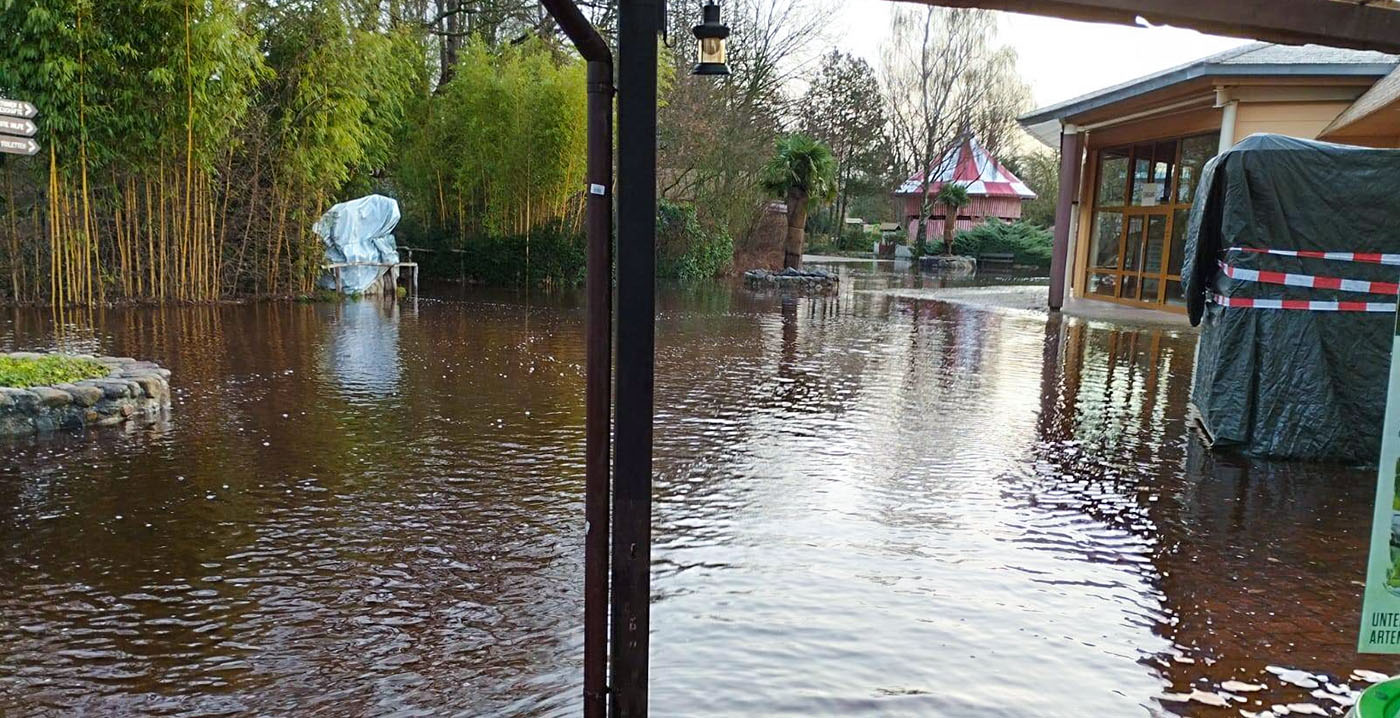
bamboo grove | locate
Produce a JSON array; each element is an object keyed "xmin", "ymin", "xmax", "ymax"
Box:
[{"xmin": 0, "ymin": 0, "xmax": 591, "ymax": 305}]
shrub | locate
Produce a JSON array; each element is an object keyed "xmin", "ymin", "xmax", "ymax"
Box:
[
  {"xmin": 838, "ymin": 226, "xmax": 870, "ymax": 251},
  {"xmin": 458, "ymin": 221, "xmax": 587, "ymax": 287},
  {"xmin": 952, "ymin": 219, "xmax": 1054, "ymax": 267},
  {"xmin": 657, "ymin": 201, "xmax": 733, "ymax": 281},
  {"xmin": 0, "ymin": 355, "xmax": 109, "ymax": 388}
]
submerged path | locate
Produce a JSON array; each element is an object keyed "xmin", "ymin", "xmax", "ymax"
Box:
[{"xmin": 0, "ymin": 265, "xmax": 1385, "ymax": 716}]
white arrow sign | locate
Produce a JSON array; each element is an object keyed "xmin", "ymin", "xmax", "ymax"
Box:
[
  {"xmin": 0, "ymin": 99, "xmax": 38, "ymax": 119},
  {"xmin": 0, "ymin": 117, "xmax": 36, "ymax": 137},
  {"xmin": 0, "ymin": 136, "xmax": 39, "ymax": 156}
]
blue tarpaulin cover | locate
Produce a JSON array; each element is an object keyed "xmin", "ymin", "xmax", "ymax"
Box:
[
  {"xmin": 315, "ymin": 194, "xmax": 401, "ymax": 294},
  {"xmin": 1182, "ymin": 134, "xmax": 1400, "ymax": 462}
]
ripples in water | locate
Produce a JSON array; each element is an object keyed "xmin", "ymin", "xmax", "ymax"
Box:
[{"xmin": 0, "ymin": 267, "xmax": 1384, "ymax": 716}]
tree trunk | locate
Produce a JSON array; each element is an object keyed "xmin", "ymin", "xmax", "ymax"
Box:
[
  {"xmin": 784, "ymin": 187, "xmax": 808, "ymax": 270},
  {"xmin": 437, "ymin": 0, "xmax": 461, "ymax": 88},
  {"xmin": 915, "ymin": 194, "xmax": 931, "ymax": 256},
  {"xmin": 943, "ymin": 203, "xmax": 955, "ymax": 255}
]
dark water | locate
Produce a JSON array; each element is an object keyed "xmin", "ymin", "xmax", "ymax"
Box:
[{"xmin": 0, "ymin": 261, "xmax": 1391, "ymax": 716}]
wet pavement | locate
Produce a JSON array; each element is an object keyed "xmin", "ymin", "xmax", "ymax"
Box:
[{"xmin": 0, "ymin": 261, "xmax": 1394, "ymax": 716}]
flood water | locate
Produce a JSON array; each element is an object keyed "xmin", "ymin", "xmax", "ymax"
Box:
[{"xmin": 0, "ymin": 260, "xmax": 1391, "ymax": 716}]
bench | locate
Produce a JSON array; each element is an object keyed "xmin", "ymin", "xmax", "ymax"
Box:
[
  {"xmin": 977, "ymin": 252, "xmax": 1016, "ymax": 272},
  {"xmin": 323, "ymin": 261, "xmax": 419, "ymax": 296}
]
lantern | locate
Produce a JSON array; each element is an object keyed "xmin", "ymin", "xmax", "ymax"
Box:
[{"xmin": 691, "ymin": 1, "xmax": 730, "ymax": 76}]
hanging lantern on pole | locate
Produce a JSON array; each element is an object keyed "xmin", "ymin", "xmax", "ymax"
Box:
[{"xmin": 691, "ymin": 1, "xmax": 730, "ymax": 76}]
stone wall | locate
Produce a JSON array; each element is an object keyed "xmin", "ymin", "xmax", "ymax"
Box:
[{"xmin": 0, "ymin": 354, "xmax": 171, "ymax": 438}]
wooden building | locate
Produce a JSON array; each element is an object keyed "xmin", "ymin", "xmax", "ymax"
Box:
[{"xmin": 1020, "ymin": 42, "xmax": 1400, "ymax": 313}]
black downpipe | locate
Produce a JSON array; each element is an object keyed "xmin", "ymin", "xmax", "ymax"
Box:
[
  {"xmin": 535, "ymin": 2, "xmax": 614, "ymax": 717},
  {"xmin": 611, "ymin": 0, "xmax": 658, "ymax": 714}
]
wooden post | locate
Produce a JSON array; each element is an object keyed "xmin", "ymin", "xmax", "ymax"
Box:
[
  {"xmin": 1049, "ymin": 127, "xmax": 1083, "ymax": 312},
  {"xmin": 611, "ymin": 0, "xmax": 658, "ymax": 714}
]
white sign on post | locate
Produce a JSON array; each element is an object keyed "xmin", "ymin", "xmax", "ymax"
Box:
[
  {"xmin": 0, "ymin": 97, "xmax": 41, "ymax": 156},
  {"xmin": 0, "ymin": 99, "xmax": 38, "ymax": 119},
  {"xmin": 0, "ymin": 117, "xmax": 36, "ymax": 137},
  {"xmin": 0, "ymin": 136, "xmax": 39, "ymax": 157}
]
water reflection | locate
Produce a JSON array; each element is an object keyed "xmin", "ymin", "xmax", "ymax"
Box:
[
  {"xmin": 319, "ymin": 299, "xmax": 405, "ymax": 399},
  {"xmin": 0, "ymin": 268, "xmax": 1384, "ymax": 717}
]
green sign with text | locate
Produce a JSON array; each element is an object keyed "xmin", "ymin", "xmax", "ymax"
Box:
[{"xmin": 1360, "ymin": 312, "xmax": 1400, "ymax": 652}]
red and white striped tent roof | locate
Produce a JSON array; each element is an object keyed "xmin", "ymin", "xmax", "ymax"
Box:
[{"xmin": 895, "ymin": 135, "xmax": 1036, "ymax": 199}]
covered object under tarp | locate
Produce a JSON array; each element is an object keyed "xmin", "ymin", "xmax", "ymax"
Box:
[
  {"xmin": 315, "ymin": 194, "xmax": 402, "ymax": 295},
  {"xmin": 1183, "ymin": 133, "xmax": 1400, "ymax": 463}
]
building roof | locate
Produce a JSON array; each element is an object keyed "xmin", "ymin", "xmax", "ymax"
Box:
[
  {"xmin": 1321, "ymin": 65, "xmax": 1400, "ymax": 138},
  {"xmin": 894, "ymin": 135, "xmax": 1036, "ymax": 200},
  {"xmin": 1020, "ymin": 42, "xmax": 1399, "ymax": 126}
]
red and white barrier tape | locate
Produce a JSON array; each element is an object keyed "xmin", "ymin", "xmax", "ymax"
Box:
[
  {"xmin": 1211, "ymin": 293, "xmax": 1394, "ymax": 312},
  {"xmin": 1217, "ymin": 260, "xmax": 1400, "ymax": 296},
  {"xmin": 1226, "ymin": 246, "xmax": 1400, "ymax": 266}
]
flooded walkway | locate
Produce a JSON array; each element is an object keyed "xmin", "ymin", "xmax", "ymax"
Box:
[{"xmin": 0, "ymin": 262, "xmax": 1387, "ymax": 716}]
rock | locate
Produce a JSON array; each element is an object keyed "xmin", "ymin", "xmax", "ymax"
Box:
[
  {"xmin": 28, "ymin": 386, "xmax": 72, "ymax": 407},
  {"xmin": 0, "ymin": 351, "xmax": 171, "ymax": 438},
  {"xmin": 129, "ymin": 376, "xmax": 168, "ymax": 402},
  {"xmin": 0, "ymin": 387, "xmax": 39, "ymax": 411},
  {"xmin": 742, "ymin": 267, "xmax": 840, "ymax": 293},
  {"xmin": 57, "ymin": 383, "xmax": 103, "ymax": 407},
  {"xmin": 87, "ymin": 380, "xmax": 134, "ymax": 400}
]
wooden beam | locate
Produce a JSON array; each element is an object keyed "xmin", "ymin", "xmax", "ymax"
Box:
[{"xmin": 897, "ymin": 0, "xmax": 1400, "ymax": 54}]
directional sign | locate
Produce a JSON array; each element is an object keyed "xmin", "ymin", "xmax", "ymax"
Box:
[
  {"xmin": 0, "ymin": 117, "xmax": 36, "ymax": 137},
  {"xmin": 0, "ymin": 99, "xmax": 38, "ymax": 119},
  {"xmin": 0, "ymin": 136, "xmax": 39, "ymax": 157}
]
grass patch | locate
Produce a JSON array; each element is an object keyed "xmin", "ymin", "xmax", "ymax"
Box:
[{"xmin": 0, "ymin": 355, "xmax": 109, "ymax": 388}]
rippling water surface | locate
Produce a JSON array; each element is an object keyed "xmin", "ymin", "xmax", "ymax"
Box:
[{"xmin": 0, "ymin": 261, "xmax": 1388, "ymax": 716}]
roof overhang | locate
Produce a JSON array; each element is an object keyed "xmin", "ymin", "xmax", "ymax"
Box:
[
  {"xmin": 895, "ymin": 0, "xmax": 1400, "ymax": 54},
  {"xmin": 1321, "ymin": 65, "xmax": 1400, "ymax": 139},
  {"xmin": 1019, "ymin": 63, "xmax": 1393, "ymax": 126}
]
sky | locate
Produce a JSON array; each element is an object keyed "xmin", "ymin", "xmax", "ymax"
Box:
[{"xmin": 829, "ymin": 0, "xmax": 1251, "ymax": 109}]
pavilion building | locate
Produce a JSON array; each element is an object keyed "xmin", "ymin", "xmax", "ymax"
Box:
[{"xmin": 893, "ymin": 134, "xmax": 1036, "ymax": 245}]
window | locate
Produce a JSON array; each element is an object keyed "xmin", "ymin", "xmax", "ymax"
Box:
[{"xmin": 1084, "ymin": 132, "xmax": 1215, "ymax": 309}]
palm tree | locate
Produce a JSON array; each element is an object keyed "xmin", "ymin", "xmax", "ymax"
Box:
[
  {"xmin": 762, "ymin": 134, "xmax": 838, "ymax": 270},
  {"xmin": 934, "ymin": 183, "xmax": 971, "ymax": 256}
]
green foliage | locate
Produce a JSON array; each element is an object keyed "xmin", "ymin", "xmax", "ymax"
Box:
[
  {"xmin": 800, "ymin": 50, "xmax": 894, "ymax": 229},
  {"xmin": 762, "ymin": 134, "xmax": 838, "ymax": 203},
  {"xmin": 935, "ymin": 183, "xmax": 971, "ymax": 213},
  {"xmin": 1005, "ymin": 150, "xmax": 1059, "ymax": 228},
  {"xmin": 1, "ymin": 0, "xmax": 264, "ymax": 173},
  {"xmin": 807, "ymin": 226, "xmax": 871, "ymax": 255},
  {"xmin": 657, "ymin": 201, "xmax": 732, "ymax": 281},
  {"xmin": 952, "ymin": 219, "xmax": 1054, "ymax": 267},
  {"xmin": 0, "ymin": 354, "xmax": 107, "ymax": 388},
  {"xmin": 399, "ymin": 37, "xmax": 587, "ymax": 240},
  {"xmin": 451, "ymin": 221, "xmax": 586, "ymax": 287}
]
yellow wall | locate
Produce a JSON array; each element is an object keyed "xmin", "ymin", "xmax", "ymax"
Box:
[{"xmin": 1233, "ymin": 101, "xmax": 1351, "ymax": 142}]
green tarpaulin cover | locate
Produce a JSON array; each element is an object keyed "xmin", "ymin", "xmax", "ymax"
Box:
[{"xmin": 1183, "ymin": 134, "xmax": 1400, "ymax": 462}]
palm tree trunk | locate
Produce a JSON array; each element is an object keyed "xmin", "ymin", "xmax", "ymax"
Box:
[
  {"xmin": 943, "ymin": 203, "xmax": 955, "ymax": 255},
  {"xmin": 784, "ymin": 187, "xmax": 808, "ymax": 270},
  {"xmin": 916, "ymin": 195, "xmax": 931, "ymax": 255}
]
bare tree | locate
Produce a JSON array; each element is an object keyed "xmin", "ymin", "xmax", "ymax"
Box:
[
  {"xmin": 657, "ymin": 0, "xmax": 831, "ymax": 242},
  {"xmin": 881, "ymin": 7, "xmax": 1028, "ymax": 253}
]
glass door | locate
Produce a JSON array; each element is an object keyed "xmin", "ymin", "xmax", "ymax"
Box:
[{"xmin": 1085, "ymin": 133, "xmax": 1215, "ymax": 310}]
